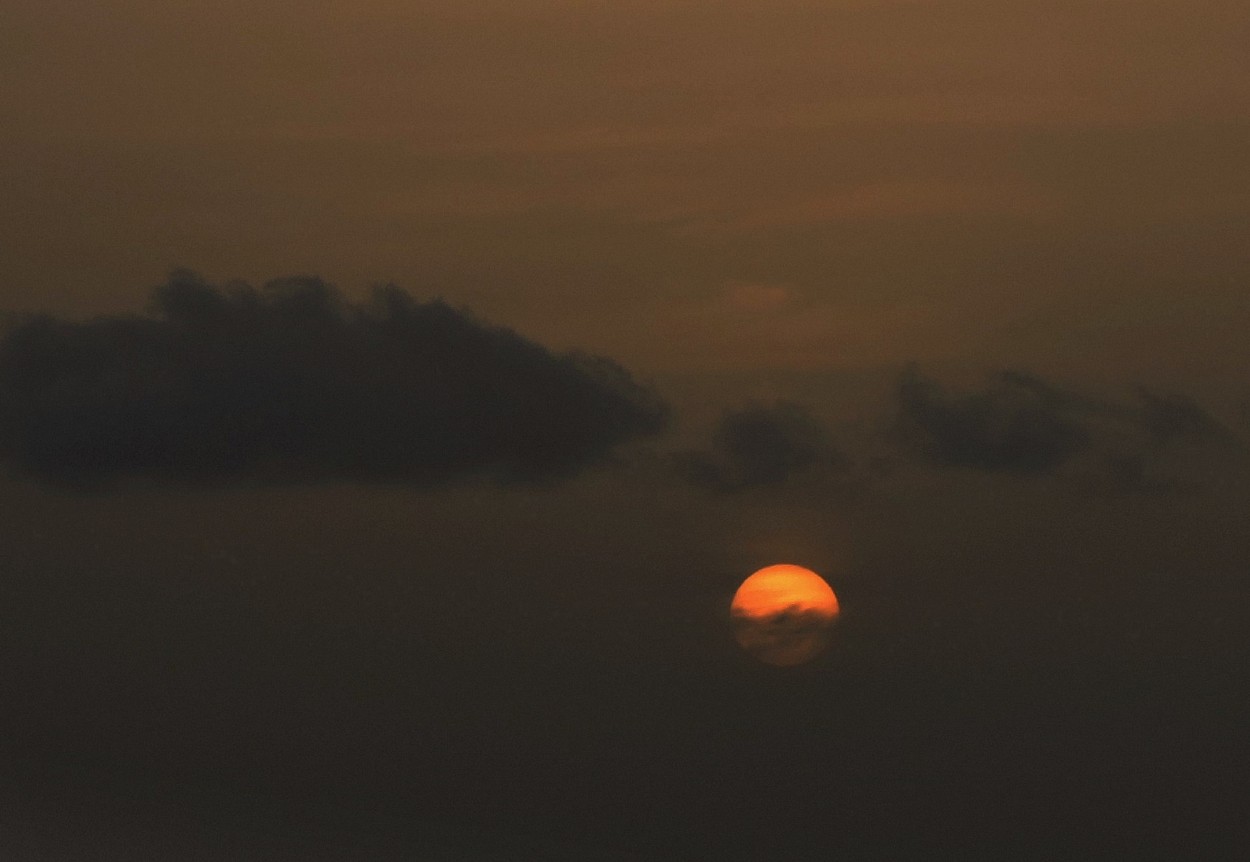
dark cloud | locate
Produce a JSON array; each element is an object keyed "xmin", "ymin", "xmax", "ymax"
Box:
[
  {"xmin": 1000, "ymin": 370, "xmax": 1237, "ymax": 447},
  {"xmin": 1131, "ymin": 388, "xmax": 1238, "ymax": 446},
  {"xmin": 892, "ymin": 365, "xmax": 1240, "ymax": 487},
  {"xmin": 0, "ymin": 271, "xmax": 668, "ymax": 487},
  {"xmin": 676, "ymin": 400, "xmax": 845, "ymax": 493},
  {"xmin": 893, "ymin": 366, "xmax": 1090, "ymax": 475}
]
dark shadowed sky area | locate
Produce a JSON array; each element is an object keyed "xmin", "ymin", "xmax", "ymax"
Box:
[{"xmin": 2, "ymin": 2, "xmax": 1249, "ymax": 859}]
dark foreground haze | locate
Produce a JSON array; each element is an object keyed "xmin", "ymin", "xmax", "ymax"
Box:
[{"xmin": 2, "ymin": 282, "xmax": 1246, "ymax": 859}]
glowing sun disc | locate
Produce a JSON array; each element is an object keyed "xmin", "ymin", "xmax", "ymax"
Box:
[
  {"xmin": 731, "ymin": 564, "xmax": 840, "ymax": 619},
  {"xmin": 730, "ymin": 564, "xmax": 840, "ymax": 666}
]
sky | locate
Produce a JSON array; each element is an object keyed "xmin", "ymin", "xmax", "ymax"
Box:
[{"xmin": 2, "ymin": 1, "xmax": 1249, "ymax": 859}]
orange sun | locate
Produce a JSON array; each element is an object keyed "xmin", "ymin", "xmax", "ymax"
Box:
[
  {"xmin": 730, "ymin": 564, "xmax": 840, "ymax": 666},
  {"xmin": 731, "ymin": 564, "xmax": 840, "ymax": 618}
]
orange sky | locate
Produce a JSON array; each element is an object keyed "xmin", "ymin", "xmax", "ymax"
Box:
[{"xmin": 3, "ymin": 0, "xmax": 1249, "ymax": 382}]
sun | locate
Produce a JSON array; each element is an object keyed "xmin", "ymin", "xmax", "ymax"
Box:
[
  {"xmin": 730, "ymin": 564, "xmax": 840, "ymax": 666},
  {"xmin": 731, "ymin": 564, "xmax": 839, "ymax": 618}
]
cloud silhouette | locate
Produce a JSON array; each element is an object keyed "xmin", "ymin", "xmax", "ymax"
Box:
[
  {"xmin": 893, "ymin": 365, "xmax": 1090, "ymax": 475},
  {"xmin": 676, "ymin": 401, "xmax": 845, "ymax": 493},
  {"xmin": 892, "ymin": 365, "xmax": 1240, "ymax": 486},
  {"xmin": 0, "ymin": 271, "xmax": 668, "ymax": 487},
  {"xmin": 1130, "ymin": 388, "xmax": 1237, "ymax": 446}
]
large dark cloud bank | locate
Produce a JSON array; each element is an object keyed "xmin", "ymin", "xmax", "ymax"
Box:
[{"xmin": 0, "ymin": 272, "xmax": 667, "ymax": 487}]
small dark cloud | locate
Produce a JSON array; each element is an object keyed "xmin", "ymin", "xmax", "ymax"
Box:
[
  {"xmin": 676, "ymin": 401, "xmax": 845, "ymax": 493},
  {"xmin": 1132, "ymin": 388, "xmax": 1237, "ymax": 445},
  {"xmin": 891, "ymin": 365, "xmax": 1241, "ymax": 489},
  {"xmin": 893, "ymin": 365, "xmax": 1089, "ymax": 475},
  {"xmin": 0, "ymin": 271, "xmax": 668, "ymax": 487}
]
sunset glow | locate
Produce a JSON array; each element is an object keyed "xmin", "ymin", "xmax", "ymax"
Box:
[
  {"xmin": 731, "ymin": 564, "xmax": 840, "ymax": 619},
  {"xmin": 730, "ymin": 564, "xmax": 840, "ymax": 666}
]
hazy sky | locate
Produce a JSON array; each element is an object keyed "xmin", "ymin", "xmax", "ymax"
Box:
[
  {"xmin": 4, "ymin": 1, "xmax": 1249, "ymax": 376},
  {"xmin": 2, "ymin": 2, "xmax": 1249, "ymax": 859}
]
